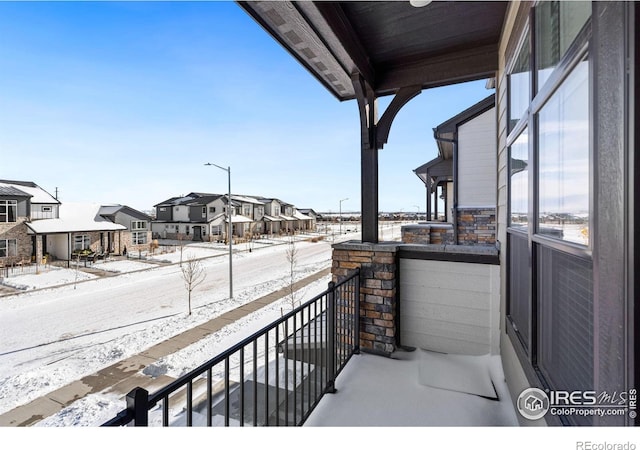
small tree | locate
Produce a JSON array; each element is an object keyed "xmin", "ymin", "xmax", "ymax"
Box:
[
  {"xmin": 181, "ymin": 254, "xmax": 206, "ymax": 316},
  {"xmin": 284, "ymin": 235, "xmax": 300, "ymax": 311}
]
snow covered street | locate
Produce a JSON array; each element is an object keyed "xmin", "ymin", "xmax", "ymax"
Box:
[{"xmin": 0, "ymin": 234, "xmax": 337, "ymax": 422}]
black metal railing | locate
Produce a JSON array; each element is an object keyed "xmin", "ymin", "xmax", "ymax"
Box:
[{"xmin": 102, "ymin": 269, "xmax": 360, "ymax": 427}]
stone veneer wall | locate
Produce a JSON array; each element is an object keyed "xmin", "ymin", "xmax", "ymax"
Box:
[
  {"xmin": 0, "ymin": 217, "xmax": 32, "ymax": 262},
  {"xmin": 332, "ymin": 242, "xmax": 398, "ymax": 356},
  {"xmin": 456, "ymin": 207, "xmax": 496, "ymax": 245},
  {"xmin": 401, "ymin": 223, "xmax": 454, "ymax": 245}
]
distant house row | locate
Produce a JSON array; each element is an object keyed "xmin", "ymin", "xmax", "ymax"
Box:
[
  {"xmin": 152, "ymin": 192, "xmax": 317, "ymax": 241},
  {"xmin": 0, "ymin": 179, "xmax": 152, "ymax": 265},
  {"xmin": 0, "ymin": 180, "xmax": 319, "ymax": 265}
]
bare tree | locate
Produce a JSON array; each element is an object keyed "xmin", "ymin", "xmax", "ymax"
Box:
[
  {"xmin": 181, "ymin": 254, "xmax": 206, "ymax": 315},
  {"xmin": 284, "ymin": 235, "xmax": 300, "ymax": 311}
]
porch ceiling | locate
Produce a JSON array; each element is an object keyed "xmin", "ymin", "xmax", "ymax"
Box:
[{"xmin": 238, "ymin": 1, "xmax": 508, "ymax": 100}]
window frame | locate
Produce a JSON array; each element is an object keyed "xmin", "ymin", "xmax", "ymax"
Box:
[
  {"xmin": 0, "ymin": 239, "xmax": 18, "ymax": 258},
  {"xmin": 505, "ymin": 4, "xmax": 594, "ymax": 422},
  {"xmin": 0, "ymin": 199, "xmax": 18, "ymax": 223}
]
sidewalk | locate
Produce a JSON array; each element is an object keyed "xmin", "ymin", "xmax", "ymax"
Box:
[{"xmin": 0, "ymin": 267, "xmax": 332, "ymax": 427}]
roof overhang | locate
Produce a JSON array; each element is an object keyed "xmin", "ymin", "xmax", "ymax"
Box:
[{"xmin": 238, "ymin": 1, "xmax": 507, "ymax": 100}]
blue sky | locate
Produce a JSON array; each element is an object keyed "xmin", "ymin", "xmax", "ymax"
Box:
[{"xmin": 0, "ymin": 1, "xmax": 494, "ymax": 214}]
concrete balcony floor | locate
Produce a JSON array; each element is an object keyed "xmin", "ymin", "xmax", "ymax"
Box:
[{"xmin": 304, "ymin": 348, "xmax": 519, "ymax": 427}]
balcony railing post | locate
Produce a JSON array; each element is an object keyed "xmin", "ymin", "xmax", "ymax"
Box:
[
  {"xmin": 326, "ymin": 281, "xmax": 337, "ymax": 394},
  {"xmin": 126, "ymin": 387, "xmax": 149, "ymax": 426},
  {"xmin": 354, "ymin": 268, "xmax": 361, "ymax": 354}
]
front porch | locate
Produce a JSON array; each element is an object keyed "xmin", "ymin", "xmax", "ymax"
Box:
[{"xmin": 305, "ymin": 349, "xmax": 518, "ymax": 427}]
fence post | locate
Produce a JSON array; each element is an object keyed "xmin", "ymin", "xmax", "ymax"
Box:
[
  {"xmin": 126, "ymin": 387, "xmax": 149, "ymax": 426},
  {"xmin": 326, "ymin": 281, "xmax": 337, "ymax": 394},
  {"xmin": 354, "ymin": 268, "xmax": 361, "ymax": 355}
]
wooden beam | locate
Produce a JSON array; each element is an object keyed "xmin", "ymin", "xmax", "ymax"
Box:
[{"xmin": 375, "ymin": 44, "xmax": 499, "ymax": 95}]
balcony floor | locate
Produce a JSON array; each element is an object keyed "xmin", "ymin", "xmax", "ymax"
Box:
[{"xmin": 304, "ymin": 348, "xmax": 519, "ymax": 427}]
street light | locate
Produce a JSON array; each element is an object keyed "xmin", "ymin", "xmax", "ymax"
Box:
[
  {"xmin": 205, "ymin": 162, "xmax": 233, "ymax": 299},
  {"xmin": 339, "ymin": 197, "xmax": 349, "ymax": 236}
]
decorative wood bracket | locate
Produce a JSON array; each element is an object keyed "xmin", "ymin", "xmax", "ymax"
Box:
[{"xmin": 352, "ymin": 74, "xmax": 421, "ymax": 150}]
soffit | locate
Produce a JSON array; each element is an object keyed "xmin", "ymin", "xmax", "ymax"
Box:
[{"xmin": 238, "ymin": 1, "xmax": 508, "ymax": 100}]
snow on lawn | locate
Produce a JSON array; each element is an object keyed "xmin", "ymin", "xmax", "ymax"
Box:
[
  {"xmin": 1, "ymin": 267, "xmax": 97, "ymax": 290},
  {"xmin": 92, "ymin": 260, "xmax": 157, "ymax": 273}
]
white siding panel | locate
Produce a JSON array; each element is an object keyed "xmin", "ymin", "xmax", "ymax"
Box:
[
  {"xmin": 400, "ymin": 258, "xmax": 500, "ymax": 355},
  {"xmin": 457, "ymin": 108, "xmax": 497, "ymax": 207}
]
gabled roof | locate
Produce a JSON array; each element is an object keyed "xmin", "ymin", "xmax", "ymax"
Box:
[
  {"xmin": 99, "ymin": 205, "xmax": 152, "ymax": 222},
  {"xmin": 434, "ymin": 94, "xmax": 495, "ymax": 160},
  {"xmin": 26, "ymin": 203, "xmax": 127, "ymax": 234},
  {"xmin": 184, "ymin": 195, "xmax": 224, "ymax": 207},
  {"xmin": 0, "ymin": 180, "xmax": 60, "ymax": 204},
  {"xmin": 154, "ymin": 195, "xmax": 198, "ymax": 208},
  {"xmin": 0, "ymin": 185, "xmax": 31, "ymax": 197}
]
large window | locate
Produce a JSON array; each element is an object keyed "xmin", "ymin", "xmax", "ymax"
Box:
[
  {"xmin": 0, "ymin": 239, "xmax": 17, "ymax": 257},
  {"xmin": 506, "ymin": 2, "xmax": 592, "ymax": 424},
  {"xmin": 536, "ymin": 1, "xmax": 591, "ymax": 89},
  {"xmin": 132, "ymin": 231, "xmax": 147, "ymax": 245},
  {"xmin": 73, "ymin": 235, "xmax": 91, "ymax": 251},
  {"xmin": 537, "ymin": 57, "xmax": 590, "ymax": 245},
  {"xmin": 0, "ymin": 200, "xmax": 17, "ymax": 222}
]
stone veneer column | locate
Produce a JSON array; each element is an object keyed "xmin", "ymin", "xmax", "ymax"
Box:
[{"xmin": 331, "ymin": 241, "xmax": 398, "ymax": 356}]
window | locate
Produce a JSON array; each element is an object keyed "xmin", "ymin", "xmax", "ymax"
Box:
[
  {"xmin": 509, "ymin": 130, "xmax": 529, "ymax": 229},
  {"xmin": 536, "ymin": 1, "xmax": 591, "ymax": 89},
  {"xmin": 0, "ymin": 239, "xmax": 17, "ymax": 257},
  {"xmin": 132, "ymin": 231, "xmax": 147, "ymax": 245},
  {"xmin": 508, "ymin": 34, "xmax": 530, "ymax": 133},
  {"xmin": 506, "ymin": 2, "xmax": 593, "ymax": 423},
  {"xmin": 159, "ymin": 207, "xmax": 167, "ymax": 212},
  {"xmin": 202, "ymin": 206, "xmax": 206, "ymax": 217},
  {"xmin": 131, "ymin": 221, "xmax": 147, "ymax": 230},
  {"xmin": 537, "ymin": 58, "xmax": 590, "ymax": 245},
  {"xmin": 243, "ymin": 205, "xmax": 251, "ymax": 217},
  {"xmin": 209, "ymin": 206, "xmax": 216, "ymax": 213},
  {"xmin": 0, "ymin": 200, "xmax": 17, "ymax": 222},
  {"xmin": 73, "ymin": 235, "xmax": 91, "ymax": 251},
  {"xmin": 42, "ymin": 206, "xmax": 52, "ymax": 213}
]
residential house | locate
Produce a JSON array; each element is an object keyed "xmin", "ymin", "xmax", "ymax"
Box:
[
  {"xmin": 98, "ymin": 205, "xmax": 153, "ymax": 254},
  {"xmin": 0, "ymin": 179, "xmax": 157, "ymax": 264},
  {"xmin": 239, "ymin": 0, "xmax": 638, "ymax": 427},
  {"xmin": 0, "ymin": 179, "xmax": 60, "ymax": 264},
  {"xmin": 407, "ymin": 94, "xmax": 497, "ymax": 246},
  {"xmin": 152, "ymin": 193, "xmax": 316, "ymax": 241},
  {"xmin": 26, "ymin": 202, "xmax": 127, "ymax": 261}
]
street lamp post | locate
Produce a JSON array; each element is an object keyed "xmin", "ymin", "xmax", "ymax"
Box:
[
  {"xmin": 339, "ymin": 198, "xmax": 349, "ymax": 236},
  {"xmin": 205, "ymin": 162, "xmax": 233, "ymax": 299}
]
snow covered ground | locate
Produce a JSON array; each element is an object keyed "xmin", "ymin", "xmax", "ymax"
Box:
[
  {"xmin": 0, "ymin": 231, "xmax": 345, "ymax": 421},
  {"xmin": 0, "ymin": 224, "xmax": 402, "ymax": 425},
  {"xmin": 0, "ymin": 222, "xmax": 629, "ymax": 447}
]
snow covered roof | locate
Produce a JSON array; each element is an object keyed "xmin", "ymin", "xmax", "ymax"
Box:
[
  {"xmin": 26, "ymin": 202, "xmax": 127, "ymax": 234},
  {"xmin": 232, "ymin": 195, "xmax": 263, "ymax": 205},
  {"xmin": 209, "ymin": 214, "xmax": 253, "ymax": 226},
  {"xmin": 262, "ymin": 215, "xmax": 282, "ymax": 222},
  {"xmin": 279, "ymin": 215, "xmax": 297, "ymax": 221},
  {"xmin": 0, "ymin": 180, "xmax": 60, "ymax": 204},
  {"xmin": 293, "ymin": 211, "xmax": 312, "ymax": 220},
  {"xmin": 99, "ymin": 204, "xmax": 152, "ymax": 221}
]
